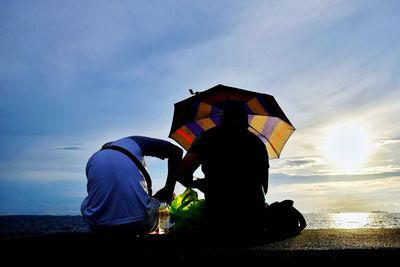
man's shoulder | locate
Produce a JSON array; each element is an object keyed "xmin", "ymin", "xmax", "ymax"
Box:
[
  {"xmin": 188, "ymin": 127, "xmax": 222, "ymax": 152},
  {"xmin": 244, "ymin": 130, "xmax": 263, "ymax": 142},
  {"xmin": 195, "ymin": 126, "xmax": 219, "ymax": 141}
]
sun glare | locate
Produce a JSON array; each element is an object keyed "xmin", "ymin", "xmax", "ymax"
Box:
[
  {"xmin": 321, "ymin": 122, "xmax": 373, "ymax": 172},
  {"xmin": 331, "ymin": 212, "xmax": 370, "ymax": 228}
]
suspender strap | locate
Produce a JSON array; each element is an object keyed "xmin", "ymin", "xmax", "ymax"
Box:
[{"xmin": 101, "ymin": 144, "xmax": 152, "ymax": 196}]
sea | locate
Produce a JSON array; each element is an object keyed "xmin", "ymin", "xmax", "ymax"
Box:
[{"xmin": 1, "ymin": 213, "xmax": 399, "ymax": 239}]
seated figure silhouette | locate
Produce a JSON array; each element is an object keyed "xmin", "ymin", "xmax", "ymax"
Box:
[{"xmin": 178, "ymin": 104, "xmax": 270, "ymax": 239}]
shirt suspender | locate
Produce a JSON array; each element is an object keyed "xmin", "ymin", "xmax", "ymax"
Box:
[{"xmin": 101, "ymin": 144, "xmax": 153, "ymax": 196}]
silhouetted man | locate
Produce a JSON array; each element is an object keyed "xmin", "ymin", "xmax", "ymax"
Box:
[{"xmin": 178, "ymin": 105, "xmax": 269, "ymax": 236}]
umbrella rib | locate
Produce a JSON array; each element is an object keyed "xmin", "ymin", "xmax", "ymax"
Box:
[{"xmin": 248, "ymin": 124, "xmax": 279, "ymax": 157}]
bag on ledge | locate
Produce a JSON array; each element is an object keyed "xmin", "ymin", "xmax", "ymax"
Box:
[
  {"xmin": 170, "ymin": 188, "xmax": 206, "ymax": 232},
  {"xmin": 263, "ymin": 199, "xmax": 307, "ymax": 239}
]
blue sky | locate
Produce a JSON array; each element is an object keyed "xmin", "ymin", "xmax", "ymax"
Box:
[{"xmin": 1, "ymin": 0, "xmax": 399, "ymax": 214}]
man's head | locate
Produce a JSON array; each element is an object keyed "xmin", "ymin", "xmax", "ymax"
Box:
[{"xmin": 220, "ymin": 104, "xmax": 249, "ymax": 130}]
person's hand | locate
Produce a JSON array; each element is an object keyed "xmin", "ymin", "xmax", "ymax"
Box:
[{"xmin": 153, "ymin": 186, "xmax": 175, "ymax": 203}]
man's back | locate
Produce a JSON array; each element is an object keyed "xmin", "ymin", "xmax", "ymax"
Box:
[{"xmin": 189, "ymin": 125, "xmax": 269, "ymax": 228}]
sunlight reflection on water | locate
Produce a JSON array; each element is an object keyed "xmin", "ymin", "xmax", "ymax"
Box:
[
  {"xmin": 331, "ymin": 212, "xmax": 370, "ymax": 228},
  {"xmin": 304, "ymin": 213, "xmax": 400, "ymax": 229}
]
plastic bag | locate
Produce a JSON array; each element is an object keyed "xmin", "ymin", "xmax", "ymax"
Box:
[{"xmin": 170, "ymin": 187, "xmax": 206, "ymax": 232}]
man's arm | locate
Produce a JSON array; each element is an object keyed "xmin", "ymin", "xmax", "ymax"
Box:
[
  {"xmin": 163, "ymin": 144, "xmax": 184, "ymax": 188},
  {"xmin": 177, "ymin": 152, "xmax": 201, "ymax": 188},
  {"xmin": 132, "ymin": 136, "xmax": 183, "ymax": 202},
  {"xmin": 154, "ymin": 143, "xmax": 183, "ymax": 202}
]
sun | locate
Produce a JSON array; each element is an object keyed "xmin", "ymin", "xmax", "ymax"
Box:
[{"xmin": 321, "ymin": 122, "xmax": 373, "ymax": 172}]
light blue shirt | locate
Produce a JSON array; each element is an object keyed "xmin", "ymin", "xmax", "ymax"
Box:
[{"xmin": 81, "ymin": 136, "xmax": 177, "ymax": 227}]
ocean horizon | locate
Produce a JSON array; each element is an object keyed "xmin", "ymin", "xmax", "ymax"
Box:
[{"xmin": 1, "ymin": 212, "xmax": 399, "ymax": 239}]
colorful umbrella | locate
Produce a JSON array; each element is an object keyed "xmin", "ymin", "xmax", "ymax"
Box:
[{"xmin": 169, "ymin": 84, "xmax": 295, "ymax": 158}]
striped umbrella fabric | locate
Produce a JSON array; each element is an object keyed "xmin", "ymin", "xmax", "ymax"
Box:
[{"xmin": 169, "ymin": 84, "xmax": 295, "ymax": 159}]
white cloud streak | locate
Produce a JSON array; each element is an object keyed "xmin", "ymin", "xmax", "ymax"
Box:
[{"xmin": 268, "ymin": 176, "xmax": 400, "ymax": 212}]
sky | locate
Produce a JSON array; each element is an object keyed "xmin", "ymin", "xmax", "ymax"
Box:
[{"xmin": 1, "ymin": 0, "xmax": 400, "ymax": 215}]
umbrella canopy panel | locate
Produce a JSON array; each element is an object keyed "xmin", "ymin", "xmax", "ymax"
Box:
[{"xmin": 169, "ymin": 84, "xmax": 295, "ymax": 159}]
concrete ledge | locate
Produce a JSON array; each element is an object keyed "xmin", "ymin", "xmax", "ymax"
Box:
[{"xmin": 2, "ymin": 229, "xmax": 400, "ymax": 265}]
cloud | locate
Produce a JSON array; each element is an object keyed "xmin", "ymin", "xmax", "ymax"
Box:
[
  {"xmin": 271, "ymin": 157, "xmax": 328, "ymax": 176},
  {"xmin": 1, "ymin": 0, "xmax": 400, "ymax": 214},
  {"xmin": 160, "ymin": 0, "xmax": 400, "ymax": 162},
  {"xmin": 379, "ymin": 138, "xmax": 400, "ymax": 146},
  {"xmin": 267, "ymin": 176, "xmax": 400, "ymax": 212},
  {"xmin": 274, "ymin": 176, "xmax": 400, "ymax": 194},
  {"xmin": 165, "ymin": 0, "xmax": 357, "ymax": 85},
  {"xmin": 53, "ymin": 145, "xmax": 85, "ymax": 151},
  {"xmin": 271, "ymin": 154, "xmax": 400, "ymax": 177}
]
